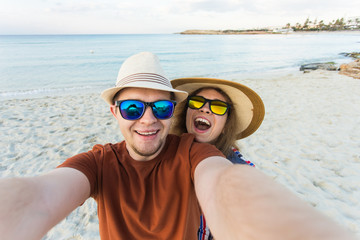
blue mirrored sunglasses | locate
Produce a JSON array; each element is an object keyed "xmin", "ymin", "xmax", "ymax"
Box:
[{"xmin": 115, "ymin": 99, "xmax": 177, "ymax": 120}]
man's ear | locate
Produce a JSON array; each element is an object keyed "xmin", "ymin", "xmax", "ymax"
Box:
[{"xmin": 110, "ymin": 105, "xmax": 117, "ymax": 118}]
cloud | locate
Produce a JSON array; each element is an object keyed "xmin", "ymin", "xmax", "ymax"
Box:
[
  {"xmin": 169, "ymin": 0, "xmax": 360, "ymax": 19},
  {"xmin": 45, "ymin": 2, "xmax": 115, "ymax": 13},
  {"xmin": 170, "ymin": 0, "xmax": 246, "ymax": 13},
  {"xmin": 188, "ymin": 0, "xmax": 244, "ymax": 12},
  {"xmin": 1, "ymin": 0, "xmax": 359, "ymax": 34}
]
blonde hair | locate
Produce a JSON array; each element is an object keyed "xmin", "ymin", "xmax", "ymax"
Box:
[{"xmin": 170, "ymin": 87, "xmax": 239, "ymax": 157}]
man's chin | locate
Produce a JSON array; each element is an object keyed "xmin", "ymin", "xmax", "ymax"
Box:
[{"xmin": 132, "ymin": 142, "xmax": 165, "ymax": 159}]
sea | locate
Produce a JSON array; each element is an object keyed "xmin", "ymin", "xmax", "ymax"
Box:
[{"xmin": 0, "ymin": 32, "xmax": 359, "ymax": 100}]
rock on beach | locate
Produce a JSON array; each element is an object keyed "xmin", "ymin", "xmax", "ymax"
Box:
[
  {"xmin": 300, "ymin": 62, "xmax": 338, "ymax": 72},
  {"xmin": 339, "ymin": 59, "xmax": 360, "ymax": 79}
]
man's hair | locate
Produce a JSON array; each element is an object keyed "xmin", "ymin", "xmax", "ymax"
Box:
[
  {"xmin": 170, "ymin": 87, "xmax": 239, "ymax": 157},
  {"xmin": 112, "ymin": 90, "xmax": 122, "ymax": 105}
]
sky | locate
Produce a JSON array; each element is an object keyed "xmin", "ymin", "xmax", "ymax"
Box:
[{"xmin": 0, "ymin": 0, "xmax": 359, "ymax": 34}]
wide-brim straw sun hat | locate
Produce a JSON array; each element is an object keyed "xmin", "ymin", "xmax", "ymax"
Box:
[
  {"xmin": 171, "ymin": 77, "xmax": 265, "ymax": 139},
  {"xmin": 101, "ymin": 52, "xmax": 188, "ymax": 105}
]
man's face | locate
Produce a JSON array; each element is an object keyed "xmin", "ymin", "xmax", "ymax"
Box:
[{"xmin": 111, "ymin": 88, "xmax": 173, "ymax": 161}]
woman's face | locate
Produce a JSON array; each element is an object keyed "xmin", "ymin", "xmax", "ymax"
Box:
[{"xmin": 186, "ymin": 88, "xmax": 228, "ymax": 144}]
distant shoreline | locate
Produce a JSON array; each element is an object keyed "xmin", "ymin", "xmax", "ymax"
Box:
[
  {"xmin": 178, "ymin": 29, "xmax": 360, "ymax": 35},
  {"xmin": 178, "ymin": 30, "xmax": 275, "ymax": 35}
]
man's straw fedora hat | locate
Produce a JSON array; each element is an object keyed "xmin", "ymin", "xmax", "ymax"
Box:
[
  {"xmin": 101, "ymin": 52, "xmax": 188, "ymax": 105},
  {"xmin": 171, "ymin": 77, "xmax": 265, "ymax": 139}
]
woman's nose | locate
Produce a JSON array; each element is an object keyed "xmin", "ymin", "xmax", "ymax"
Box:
[{"xmin": 199, "ymin": 102, "xmax": 211, "ymax": 114}]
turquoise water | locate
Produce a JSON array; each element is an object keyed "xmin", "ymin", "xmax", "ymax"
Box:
[{"xmin": 0, "ymin": 33, "xmax": 359, "ymax": 99}]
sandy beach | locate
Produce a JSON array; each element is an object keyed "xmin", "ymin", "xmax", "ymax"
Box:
[{"xmin": 1, "ymin": 70, "xmax": 359, "ymax": 239}]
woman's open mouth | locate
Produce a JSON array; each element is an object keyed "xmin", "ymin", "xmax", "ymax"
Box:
[{"xmin": 194, "ymin": 117, "xmax": 211, "ymax": 130}]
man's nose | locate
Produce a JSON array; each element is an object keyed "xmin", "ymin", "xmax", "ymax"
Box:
[{"xmin": 139, "ymin": 106, "xmax": 157, "ymax": 124}]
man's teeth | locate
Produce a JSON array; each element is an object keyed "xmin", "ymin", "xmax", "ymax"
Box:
[
  {"xmin": 195, "ymin": 118, "xmax": 210, "ymax": 126},
  {"xmin": 137, "ymin": 131, "xmax": 157, "ymax": 136}
]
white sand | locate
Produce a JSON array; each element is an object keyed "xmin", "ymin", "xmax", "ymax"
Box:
[{"xmin": 1, "ymin": 70, "xmax": 359, "ymax": 239}]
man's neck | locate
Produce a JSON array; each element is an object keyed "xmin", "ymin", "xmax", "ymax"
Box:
[{"xmin": 125, "ymin": 143, "xmax": 165, "ymax": 161}]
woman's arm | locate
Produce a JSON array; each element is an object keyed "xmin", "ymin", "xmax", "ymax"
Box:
[{"xmin": 195, "ymin": 157, "xmax": 357, "ymax": 240}]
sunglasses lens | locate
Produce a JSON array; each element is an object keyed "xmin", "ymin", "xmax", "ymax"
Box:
[
  {"xmin": 119, "ymin": 100, "xmax": 144, "ymax": 120},
  {"xmin": 188, "ymin": 96, "xmax": 229, "ymax": 115},
  {"xmin": 152, "ymin": 100, "xmax": 175, "ymax": 119},
  {"xmin": 210, "ymin": 101, "xmax": 228, "ymax": 115},
  {"xmin": 188, "ymin": 96, "xmax": 205, "ymax": 109}
]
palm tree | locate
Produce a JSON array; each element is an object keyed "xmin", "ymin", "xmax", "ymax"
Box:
[
  {"xmin": 355, "ymin": 18, "xmax": 360, "ymax": 27},
  {"xmin": 303, "ymin": 18, "xmax": 310, "ymax": 29}
]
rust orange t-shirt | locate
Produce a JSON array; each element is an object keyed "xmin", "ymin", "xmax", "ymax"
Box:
[{"xmin": 58, "ymin": 133, "xmax": 224, "ymax": 240}]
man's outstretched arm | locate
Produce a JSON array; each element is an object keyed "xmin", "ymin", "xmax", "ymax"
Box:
[
  {"xmin": 194, "ymin": 156, "xmax": 358, "ymax": 240},
  {"xmin": 0, "ymin": 167, "xmax": 90, "ymax": 240}
]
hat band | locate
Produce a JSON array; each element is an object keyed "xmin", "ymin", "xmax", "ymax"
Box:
[{"xmin": 116, "ymin": 73, "xmax": 172, "ymax": 88}]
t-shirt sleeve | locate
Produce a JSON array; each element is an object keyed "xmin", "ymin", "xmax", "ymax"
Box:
[
  {"xmin": 189, "ymin": 141, "xmax": 224, "ymax": 180},
  {"xmin": 57, "ymin": 144, "xmax": 105, "ymax": 198},
  {"xmin": 177, "ymin": 134, "xmax": 225, "ymax": 181}
]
